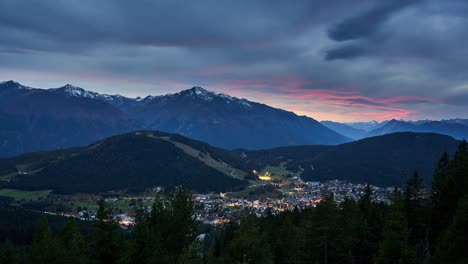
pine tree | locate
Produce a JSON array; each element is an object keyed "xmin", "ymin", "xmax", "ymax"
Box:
[
  {"xmin": 431, "ymin": 152, "xmax": 449, "ymax": 198},
  {"xmin": 167, "ymin": 186, "xmax": 196, "ymax": 258},
  {"xmin": 434, "ymin": 194, "xmax": 468, "ymax": 263},
  {"xmin": 304, "ymin": 191, "xmax": 339, "ymax": 264},
  {"xmin": 404, "ymin": 171, "xmax": 430, "ymax": 263},
  {"xmin": 125, "ymin": 202, "xmax": 166, "ymax": 264},
  {"xmin": 93, "ymin": 199, "xmax": 122, "ymax": 264},
  {"xmin": 337, "ymin": 197, "xmax": 360, "ymax": 263},
  {"xmin": 177, "ymin": 238, "xmax": 204, "ymax": 264},
  {"xmin": 431, "ymin": 140, "xmax": 468, "ymax": 252},
  {"xmin": 430, "ymin": 152, "xmax": 450, "ymax": 249},
  {"xmin": 26, "ymin": 216, "xmax": 62, "ymax": 264},
  {"xmin": 359, "ymin": 184, "xmax": 373, "ymax": 217},
  {"xmin": 0, "ymin": 240, "xmax": 18, "ymax": 264},
  {"xmin": 266, "ymin": 212, "xmax": 302, "ymax": 263},
  {"xmin": 127, "ymin": 187, "xmax": 197, "ymax": 263},
  {"xmin": 376, "ymin": 189, "xmax": 417, "ymax": 264},
  {"xmin": 223, "ymin": 215, "xmax": 273, "ymax": 264},
  {"xmin": 126, "ymin": 203, "xmax": 148, "ymax": 263},
  {"xmin": 356, "ymin": 184, "xmax": 384, "ymax": 264},
  {"xmin": 58, "ymin": 218, "xmax": 89, "ymax": 264}
]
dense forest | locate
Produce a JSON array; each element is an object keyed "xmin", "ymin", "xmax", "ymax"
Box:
[{"xmin": 1, "ymin": 140, "xmax": 467, "ymax": 263}]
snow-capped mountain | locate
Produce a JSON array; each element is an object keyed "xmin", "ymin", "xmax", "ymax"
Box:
[
  {"xmin": 49, "ymin": 84, "xmax": 134, "ymax": 107},
  {"xmin": 1, "ymin": 80, "xmax": 467, "ymax": 157},
  {"xmin": 0, "ymin": 81, "xmax": 137, "ymax": 157},
  {"xmin": 112, "ymin": 86, "xmax": 351, "ymax": 149},
  {"xmin": 0, "ymin": 81, "xmax": 351, "ymax": 156},
  {"xmin": 345, "ymin": 120, "xmax": 387, "ymax": 132},
  {"xmin": 0, "ymin": 80, "xmax": 31, "ymax": 90}
]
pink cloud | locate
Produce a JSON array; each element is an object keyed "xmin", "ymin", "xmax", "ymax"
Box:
[{"xmin": 213, "ymin": 78, "xmax": 434, "ymax": 122}]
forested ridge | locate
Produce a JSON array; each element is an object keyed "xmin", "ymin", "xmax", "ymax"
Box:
[
  {"xmin": 1, "ymin": 132, "xmax": 459, "ymax": 195},
  {"xmin": 1, "ymin": 140, "xmax": 467, "ymax": 263}
]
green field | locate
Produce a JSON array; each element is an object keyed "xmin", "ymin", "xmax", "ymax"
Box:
[
  {"xmin": 62, "ymin": 198, "xmax": 154, "ymax": 213},
  {"xmin": 0, "ymin": 188, "xmax": 51, "ymax": 200},
  {"xmin": 227, "ymin": 185, "xmax": 283, "ymax": 199},
  {"xmin": 258, "ymin": 162, "xmax": 298, "ymax": 181}
]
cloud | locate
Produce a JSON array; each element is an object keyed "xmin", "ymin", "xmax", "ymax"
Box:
[
  {"xmin": 325, "ymin": 44, "xmax": 368, "ymax": 60},
  {"xmin": 327, "ymin": 0, "xmax": 420, "ymax": 42},
  {"xmin": 0, "ymin": 0, "xmax": 468, "ymax": 121}
]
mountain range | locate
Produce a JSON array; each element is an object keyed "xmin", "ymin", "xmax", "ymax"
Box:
[
  {"xmin": 0, "ymin": 81, "xmax": 137, "ymax": 158},
  {"xmin": 1, "ymin": 80, "xmax": 466, "ymax": 159},
  {"xmin": 321, "ymin": 119, "xmax": 468, "ymax": 140},
  {"xmin": 0, "ymin": 131, "xmax": 459, "ymax": 194},
  {"xmin": 0, "ymin": 80, "xmax": 350, "ymax": 157}
]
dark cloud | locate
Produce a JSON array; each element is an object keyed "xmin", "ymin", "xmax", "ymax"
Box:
[
  {"xmin": 0, "ymin": 1, "xmax": 339, "ymax": 52},
  {"xmin": 327, "ymin": 0, "xmax": 420, "ymax": 42},
  {"xmin": 0, "ymin": 0, "xmax": 467, "ymax": 121},
  {"xmin": 325, "ymin": 44, "xmax": 368, "ymax": 60}
]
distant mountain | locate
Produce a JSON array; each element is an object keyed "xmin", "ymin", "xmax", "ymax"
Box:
[
  {"xmin": 365, "ymin": 119, "xmax": 421, "ymax": 137},
  {"xmin": 242, "ymin": 132, "xmax": 460, "ymax": 186},
  {"xmin": 366, "ymin": 119, "xmax": 468, "ymax": 140},
  {"xmin": 0, "ymin": 81, "xmax": 351, "ymax": 157},
  {"xmin": 0, "ymin": 81, "xmax": 137, "ymax": 157},
  {"xmin": 441, "ymin": 118, "xmax": 468, "ymax": 126},
  {"xmin": 321, "ymin": 121, "xmax": 367, "ymax": 140},
  {"xmin": 345, "ymin": 120, "xmax": 387, "ymax": 132},
  {"xmin": 1, "ymin": 131, "xmax": 248, "ymax": 194}
]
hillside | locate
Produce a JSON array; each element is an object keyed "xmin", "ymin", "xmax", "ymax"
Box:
[
  {"xmin": 299, "ymin": 132, "xmax": 460, "ymax": 186},
  {"xmin": 0, "ymin": 131, "xmax": 459, "ymax": 194},
  {"xmin": 0, "ymin": 131, "xmax": 248, "ymax": 194},
  {"xmin": 241, "ymin": 132, "xmax": 460, "ymax": 186}
]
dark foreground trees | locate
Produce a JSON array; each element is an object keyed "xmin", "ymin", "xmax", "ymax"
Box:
[{"xmin": 1, "ymin": 140, "xmax": 467, "ymax": 263}]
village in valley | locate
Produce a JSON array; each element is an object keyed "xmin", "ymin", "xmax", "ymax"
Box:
[{"xmin": 29, "ymin": 178, "xmax": 394, "ymax": 229}]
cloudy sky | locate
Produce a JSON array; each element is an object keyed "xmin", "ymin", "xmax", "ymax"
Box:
[{"xmin": 1, "ymin": 0, "xmax": 467, "ymax": 122}]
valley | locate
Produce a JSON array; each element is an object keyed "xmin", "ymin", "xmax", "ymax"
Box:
[{"xmin": 0, "ymin": 130, "xmax": 459, "ymax": 229}]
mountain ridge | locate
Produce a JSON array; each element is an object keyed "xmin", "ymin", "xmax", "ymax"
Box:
[
  {"xmin": 0, "ymin": 131, "xmax": 459, "ymax": 194},
  {"xmin": 0, "ymin": 130, "xmax": 248, "ymax": 193},
  {"xmin": 0, "ymin": 80, "xmax": 351, "ymax": 157},
  {"xmin": 365, "ymin": 119, "xmax": 468, "ymax": 140}
]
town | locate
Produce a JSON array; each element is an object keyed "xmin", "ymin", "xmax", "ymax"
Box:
[{"xmin": 41, "ymin": 180, "xmax": 395, "ymax": 228}]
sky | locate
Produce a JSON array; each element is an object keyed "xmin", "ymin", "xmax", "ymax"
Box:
[{"xmin": 1, "ymin": 0, "xmax": 467, "ymax": 122}]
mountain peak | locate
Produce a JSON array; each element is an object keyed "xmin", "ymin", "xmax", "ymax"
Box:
[
  {"xmin": 177, "ymin": 86, "xmax": 217, "ymax": 101},
  {"xmin": 50, "ymin": 84, "xmax": 104, "ymax": 100},
  {"xmin": 190, "ymin": 86, "xmax": 210, "ymax": 94},
  {"xmin": 56, "ymin": 84, "xmax": 89, "ymax": 96},
  {"xmin": 0, "ymin": 80, "xmax": 20, "ymax": 85},
  {"xmin": 0, "ymin": 80, "xmax": 28, "ymax": 89},
  {"xmin": 63, "ymin": 84, "xmax": 79, "ymax": 89}
]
